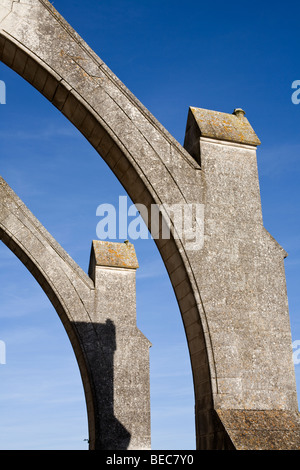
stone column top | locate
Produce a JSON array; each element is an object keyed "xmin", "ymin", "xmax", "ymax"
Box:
[
  {"xmin": 90, "ymin": 240, "xmax": 139, "ymax": 270},
  {"xmin": 185, "ymin": 106, "xmax": 261, "ymax": 148}
]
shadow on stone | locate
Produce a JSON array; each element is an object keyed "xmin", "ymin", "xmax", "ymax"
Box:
[{"xmin": 74, "ymin": 319, "xmax": 131, "ymax": 450}]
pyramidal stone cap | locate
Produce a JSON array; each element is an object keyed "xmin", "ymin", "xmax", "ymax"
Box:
[
  {"xmin": 185, "ymin": 106, "xmax": 261, "ymax": 149},
  {"xmin": 90, "ymin": 240, "xmax": 139, "ymax": 270}
]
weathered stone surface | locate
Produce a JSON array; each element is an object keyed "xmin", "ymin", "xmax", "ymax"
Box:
[
  {"xmin": 0, "ymin": 177, "xmax": 151, "ymax": 450},
  {"xmin": 91, "ymin": 240, "xmax": 139, "ymax": 270},
  {"xmin": 0, "ymin": 0, "xmax": 299, "ymax": 450},
  {"xmin": 89, "ymin": 241, "xmax": 151, "ymax": 450},
  {"xmin": 217, "ymin": 410, "xmax": 300, "ymax": 450},
  {"xmin": 184, "ymin": 107, "xmax": 261, "ymax": 164}
]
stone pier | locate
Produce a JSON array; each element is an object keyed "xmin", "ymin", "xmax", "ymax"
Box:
[
  {"xmin": 88, "ymin": 240, "xmax": 151, "ymax": 450},
  {"xmin": 1, "ymin": 0, "xmax": 300, "ymax": 449}
]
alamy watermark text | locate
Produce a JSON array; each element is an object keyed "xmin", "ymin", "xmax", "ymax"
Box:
[{"xmin": 96, "ymin": 196, "xmax": 204, "ymax": 250}]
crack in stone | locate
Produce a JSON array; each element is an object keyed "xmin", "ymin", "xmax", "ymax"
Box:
[
  {"xmin": 0, "ymin": 2, "xmax": 14, "ymax": 25},
  {"xmin": 65, "ymin": 52, "xmax": 104, "ymax": 81}
]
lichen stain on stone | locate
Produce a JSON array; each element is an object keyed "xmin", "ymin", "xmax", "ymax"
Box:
[
  {"xmin": 92, "ymin": 240, "xmax": 139, "ymax": 269},
  {"xmin": 190, "ymin": 106, "xmax": 261, "ymax": 146}
]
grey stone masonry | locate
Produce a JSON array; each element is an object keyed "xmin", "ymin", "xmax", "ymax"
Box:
[
  {"xmin": 1, "ymin": 0, "xmax": 299, "ymax": 449},
  {"xmin": 0, "ymin": 176, "xmax": 151, "ymax": 450},
  {"xmin": 88, "ymin": 240, "xmax": 151, "ymax": 450}
]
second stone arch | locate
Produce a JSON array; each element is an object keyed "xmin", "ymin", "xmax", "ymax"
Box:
[{"xmin": 0, "ymin": 176, "xmax": 151, "ymax": 450}]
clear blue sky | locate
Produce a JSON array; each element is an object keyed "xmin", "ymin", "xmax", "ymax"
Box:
[{"xmin": 0, "ymin": 0, "xmax": 300, "ymax": 450}]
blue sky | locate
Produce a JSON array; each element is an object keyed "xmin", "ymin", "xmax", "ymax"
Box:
[{"xmin": 0, "ymin": 0, "xmax": 300, "ymax": 450}]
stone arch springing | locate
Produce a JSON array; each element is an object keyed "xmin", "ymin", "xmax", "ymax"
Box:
[
  {"xmin": 0, "ymin": 177, "xmax": 100, "ymax": 447},
  {"xmin": 3, "ymin": 0, "xmax": 298, "ymax": 451}
]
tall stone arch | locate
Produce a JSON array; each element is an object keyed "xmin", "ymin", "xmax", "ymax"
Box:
[{"xmin": 1, "ymin": 0, "xmax": 299, "ymax": 450}]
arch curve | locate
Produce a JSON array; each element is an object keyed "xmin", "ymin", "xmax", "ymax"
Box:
[
  {"xmin": 1, "ymin": 0, "xmax": 299, "ymax": 451},
  {"xmin": 0, "ymin": 177, "xmax": 98, "ymax": 447}
]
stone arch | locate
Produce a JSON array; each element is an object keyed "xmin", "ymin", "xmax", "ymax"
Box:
[
  {"xmin": 0, "ymin": 177, "xmax": 98, "ymax": 447},
  {"xmin": 0, "ymin": 0, "xmax": 215, "ymax": 447},
  {"xmin": 1, "ymin": 0, "xmax": 299, "ymax": 450}
]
